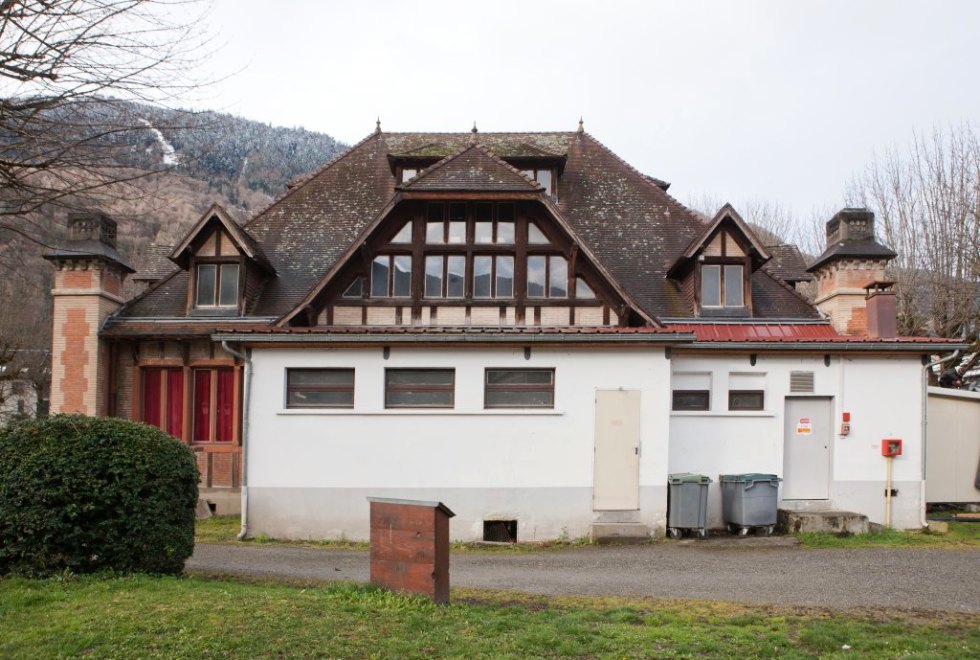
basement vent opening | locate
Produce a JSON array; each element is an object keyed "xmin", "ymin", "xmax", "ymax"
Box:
[
  {"xmin": 790, "ymin": 371, "xmax": 815, "ymax": 393},
  {"xmin": 483, "ymin": 520, "xmax": 517, "ymax": 543}
]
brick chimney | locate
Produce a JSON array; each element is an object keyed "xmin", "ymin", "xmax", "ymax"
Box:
[
  {"xmin": 806, "ymin": 208, "xmax": 897, "ymax": 336},
  {"xmin": 44, "ymin": 214, "xmax": 134, "ymax": 416}
]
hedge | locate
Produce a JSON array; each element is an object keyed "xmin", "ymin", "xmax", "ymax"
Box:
[{"xmin": 0, "ymin": 415, "xmax": 199, "ymax": 576}]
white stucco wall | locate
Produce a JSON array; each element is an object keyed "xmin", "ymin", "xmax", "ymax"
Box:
[
  {"xmin": 246, "ymin": 345, "xmax": 672, "ymax": 541},
  {"xmin": 669, "ymin": 352, "xmax": 925, "ymax": 529}
]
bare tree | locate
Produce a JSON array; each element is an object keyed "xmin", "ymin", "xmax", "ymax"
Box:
[
  {"xmin": 0, "ymin": 0, "xmax": 213, "ymax": 225},
  {"xmin": 847, "ymin": 124, "xmax": 980, "ymax": 340}
]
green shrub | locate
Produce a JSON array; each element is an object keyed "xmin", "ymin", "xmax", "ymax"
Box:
[{"xmin": 0, "ymin": 415, "xmax": 198, "ymax": 576}]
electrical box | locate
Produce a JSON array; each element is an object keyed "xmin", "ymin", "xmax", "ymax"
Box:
[
  {"xmin": 840, "ymin": 411, "xmax": 851, "ymax": 436},
  {"xmin": 881, "ymin": 438, "xmax": 902, "ymax": 457}
]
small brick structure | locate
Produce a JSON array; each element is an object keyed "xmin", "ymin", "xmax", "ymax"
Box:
[{"xmin": 368, "ymin": 497, "xmax": 455, "ymax": 604}]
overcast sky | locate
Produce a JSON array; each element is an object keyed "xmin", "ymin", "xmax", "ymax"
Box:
[{"xmin": 191, "ymin": 0, "xmax": 979, "ymax": 223}]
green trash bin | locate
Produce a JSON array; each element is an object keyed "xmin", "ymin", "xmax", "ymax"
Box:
[
  {"xmin": 719, "ymin": 473, "xmax": 781, "ymax": 536},
  {"xmin": 667, "ymin": 473, "xmax": 712, "ymax": 539}
]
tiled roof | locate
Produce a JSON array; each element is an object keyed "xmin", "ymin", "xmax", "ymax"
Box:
[
  {"xmin": 132, "ymin": 245, "xmax": 176, "ymax": 282},
  {"xmin": 665, "ymin": 323, "xmax": 839, "ymax": 340},
  {"xmin": 112, "ymin": 130, "xmax": 824, "ymax": 324},
  {"xmin": 764, "ymin": 245, "xmax": 813, "ymax": 283},
  {"xmin": 399, "ymin": 143, "xmax": 542, "ymax": 192}
]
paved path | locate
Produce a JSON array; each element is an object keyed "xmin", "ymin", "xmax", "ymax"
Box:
[{"xmin": 188, "ymin": 540, "xmax": 980, "ymax": 613}]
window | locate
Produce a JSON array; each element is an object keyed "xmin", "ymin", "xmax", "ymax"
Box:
[
  {"xmin": 528, "ymin": 222, "xmax": 550, "ymax": 245},
  {"xmin": 196, "ymin": 263, "xmax": 239, "ymax": 307},
  {"xmin": 473, "ymin": 255, "xmax": 514, "ymax": 298},
  {"xmin": 193, "ymin": 367, "xmax": 235, "ymax": 442},
  {"xmin": 426, "ymin": 203, "xmax": 466, "ymax": 244},
  {"xmin": 701, "ymin": 263, "xmax": 744, "ymax": 308},
  {"xmin": 527, "ymin": 255, "xmax": 567, "ymax": 298},
  {"xmin": 672, "ymin": 372, "xmax": 710, "ymax": 411},
  {"xmin": 371, "ymin": 255, "xmax": 412, "ymax": 297},
  {"xmin": 424, "ymin": 255, "xmax": 466, "ymax": 298},
  {"xmin": 385, "ymin": 369, "xmax": 454, "ymax": 408},
  {"xmin": 485, "ymin": 369, "xmax": 555, "ymax": 408},
  {"xmin": 391, "ymin": 223, "xmax": 412, "ymax": 243},
  {"xmin": 474, "ymin": 203, "xmax": 515, "ymax": 244},
  {"xmin": 342, "ymin": 278, "xmax": 364, "ymax": 298},
  {"xmin": 729, "ymin": 390, "xmax": 764, "ymax": 411},
  {"xmin": 672, "ymin": 390, "xmax": 709, "ymax": 411},
  {"xmin": 142, "ymin": 368, "xmax": 184, "ymax": 437},
  {"xmin": 286, "ymin": 369, "xmax": 354, "ymax": 408},
  {"xmin": 520, "ymin": 168, "xmax": 554, "ymax": 196},
  {"xmin": 729, "ymin": 372, "xmax": 765, "ymax": 410},
  {"xmin": 400, "ymin": 168, "xmax": 417, "ymax": 183}
]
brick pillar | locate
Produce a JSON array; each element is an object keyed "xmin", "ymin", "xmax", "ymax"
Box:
[{"xmin": 45, "ymin": 215, "xmax": 134, "ymax": 416}]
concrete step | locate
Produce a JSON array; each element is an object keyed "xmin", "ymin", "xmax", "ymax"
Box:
[
  {"xmin": 778, "ymin": 509, "xmax": 869, "ymax": 535},
  {"xmin": 590, "ymin": 522, "xmax": 650, "ymax": 544}
]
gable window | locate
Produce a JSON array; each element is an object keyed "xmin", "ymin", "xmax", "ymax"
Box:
[
  {"xmin": 520, "ymin": 168, "xmax": 554, "ymax": 196},
  {"xmin": 286, "ymin": 368, "xmax": 354, "ymax": 408},
  {"xmin": 701, "ymin": 263, "xmax": 743, "ymax": 308},
  {"xmin": 193, "ymin": 367, "xmax": 235, "ymax": 442},
  {"xmin": 485, "ymin": 369, "xmax": 555, "ymax": 408},
  {"xmin": 474, "ymin": 203, "xmax": 515, "ymax": 244},
  {"xmin": 424, "ymin": 255, "xmax": 466, "ymax": 298},
  {"xmin": 385, "ymin": 369, "xmax": 454, "ymax": 408},
  {"xmin": 196, "ymin": 263, "xmax": 239, "ymax": 307},
  {"xmin": 400, "ymin": 168, "xmax": 418, "ymax": 183},
  {"xmin": 527, "ymin": 255, "xmax": 568, "ymax": 298},
  {"xmin": 473, "ymin": 255, "xmax": 514, "ymax": 298},
  {"xmin": 371, "ymin": 255, "xmax": 412, "ymax": 297}
]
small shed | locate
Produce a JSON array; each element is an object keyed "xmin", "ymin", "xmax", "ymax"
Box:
[{"xmin": 926, "ymin": 387, "xmax": 980, "ymax": 503}]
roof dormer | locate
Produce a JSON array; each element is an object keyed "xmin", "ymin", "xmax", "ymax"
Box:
[
  {"xmin": 170, "ymin": 204, "xmax": 274, "ymax": 316},
  {"xmin": 667, "ymin": 204, "xmax": 771, "ymax": 317}
]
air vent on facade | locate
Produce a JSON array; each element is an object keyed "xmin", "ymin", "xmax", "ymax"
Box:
[
  {"xmin": 790, "ymin": 371, "xmax": 815, "ymax": 393},
  {"xmin": 483, "ymin": 520, "xmax": 517, "ymax": 543}
]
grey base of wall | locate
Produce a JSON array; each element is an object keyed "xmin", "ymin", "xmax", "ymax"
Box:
[
  {"xmin": 247, "ymin": 485, "xmax": 669, "ymax": 542},
  {"xmin": 200, "ymin": 487, "xmax": 242, "ymax": 516}
]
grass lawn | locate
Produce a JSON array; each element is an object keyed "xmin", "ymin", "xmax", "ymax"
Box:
[
  {"xmin": 796, "ymin": 522, "xmax": 980, "ymax": 549},
  {"xmin": 1, "ymin": 574, "xmax": 977, "ymax": 659}
]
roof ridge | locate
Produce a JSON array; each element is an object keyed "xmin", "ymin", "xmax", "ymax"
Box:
[
  {"xmin": 400, "ymin": 142, "xmax": 542, "ymax": 190},
  {"xmin": 242, "ymin": 131, "xmax": 376, "ymax": 228}
]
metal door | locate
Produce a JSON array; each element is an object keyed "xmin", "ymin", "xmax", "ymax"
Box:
[
  {"xmin": 593, "ymin": 389, "xmax": 640, "ymax": 510},
  {"xmin": 782, "ymin": 397, "xmax": 831, "ymax": 499}
]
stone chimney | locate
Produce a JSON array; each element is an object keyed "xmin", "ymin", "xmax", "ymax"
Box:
[
  {"xmin": 44, "ymin": 213, "xmax": 134, "ymax": 416},
  {"xmin": 806, "ymin": 209, "xmax": 897, "ymax": 336}
]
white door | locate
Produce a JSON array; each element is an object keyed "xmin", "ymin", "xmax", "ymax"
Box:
[
  {"xmin": 593, "ymin": 389, "xmax": 640, "ymax": 510},
  {"xmin": 783, "ymin": 397, "xmax": 832, "ymax": 499}
]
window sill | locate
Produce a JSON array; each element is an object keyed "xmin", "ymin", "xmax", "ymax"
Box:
[
  {"xmin": 277, "ymin": 408, "xmax": 564, "ymax": 417},
  {"xmin": 670, "ymin": 410, "xmax": 775, "ymax": 418}
]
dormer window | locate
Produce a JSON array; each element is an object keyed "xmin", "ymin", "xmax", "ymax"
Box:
[
  {"xmin": 701, "ymin": 263, "xmax": 744, "ymax": 308},
  {"xmin": 400, "ymin": 168, "xmax": 418, "ymax": 183},
  {"xmin": 196, "ymin": 263, "xmax": 239, "ymax": 308},
  {"xmin": 520, "ymin": 168, "xmax": 554, "ymax": 196}
]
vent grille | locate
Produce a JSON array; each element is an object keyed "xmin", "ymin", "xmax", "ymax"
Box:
[{"xmin": 790, "ymin": 371, "xmax": 814, "ymax": 393}]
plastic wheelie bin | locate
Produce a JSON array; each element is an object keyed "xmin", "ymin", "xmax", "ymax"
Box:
[
  {"xmin": 667, "ymin": 473, "xmax": 712, "ymax": 539},
  {"xmin": 719, "ymin": 473, "xmax": 781, "ymax": 536}
]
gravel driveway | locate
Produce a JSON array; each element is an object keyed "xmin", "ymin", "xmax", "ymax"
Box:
[{"xmin": 188, "ymin": 540, "xmax": 980, "ymax": 613}]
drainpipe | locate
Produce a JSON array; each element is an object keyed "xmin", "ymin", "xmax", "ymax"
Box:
[
  {"xmin": 222, "ymin": 340, "xmax": 252, "ymax": 540},
  {"xmin": 919, "ymin": 350, "xmax": 960, "ymax": 528}
]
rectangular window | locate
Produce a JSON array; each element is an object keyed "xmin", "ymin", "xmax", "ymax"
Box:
[
  {"xmin": 485, "ymin": 369, "xmax": 555, "ymax": 408},
  {"xmin": 527, "ymin": 255, "xmax": 568, "ymax": 298},
  {"xmin": 701, "ymin": 264, "xmax": 721, "ymax": 307},
  {"xmin": 701, "ymin": 263, "xmax": 744, "ymax": 308},
  {"xmin": 425, "ymin": 255, "xmax": 443, "ymax": 297},
  {"xmin": 729, "ymin": 390, "xmax": 764, "ymax": 411},
  {"xmin": 672, "ymin": 390, "xmax": 710, "ymax": 411},
  {"xmin": 724, "ymin": 265, "xmax": 744, "ymax": 307},
  {"xmin": 527, "ymin": 255, "xmax": 546, "ymax": 297},
  {"xmin": 141, "ymin": 368, "xmax": 184, "ymax": 438},
  {"xmin": 286, "ymin": 369, "xmax": 354, "ymax": 408},
  {"xmin": 473, "ymin": 255, "xmax": 514, "ymax": 299},
  {"xmin": 385, "ymin": 369, "xmax": 454, "ymax": 408},
  {"xmin": 424, "ymin": 255, "xmax": 465, "ymax": 298},
  {"xmin": 196, "ymin": 263, "xmax": 239, "ymax": 308},
  {"xmin": 193, "ymin": 367, "xmax": 235, "ymax": 442},
  {"xmin": 672, "ymin": 371, "xmax": 711, "ymax": 411},
  {"xmin": 371, "ymin": 255, "xmax": 411, "ymax": 298},
  {"xmin": 549, "ymin": 256, "xmax": 567, "ymax": 297}
]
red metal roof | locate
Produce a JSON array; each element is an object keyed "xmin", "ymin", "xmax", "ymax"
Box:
[{"xmin": 665, "ymin": 323, "xmax": 963, "ymax": 344}]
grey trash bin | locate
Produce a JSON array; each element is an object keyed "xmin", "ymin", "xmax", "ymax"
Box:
[
  {"xmin": 667, "ymin": 473, "xmax": 711, "ymax": 539},
  {"xmin": 719, "ymin": 473, "xmax": 781, "ymax": 536}
]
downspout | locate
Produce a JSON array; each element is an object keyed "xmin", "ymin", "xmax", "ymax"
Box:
[
  {"xmin": 920, "ymin": 350, "xmax": 960, "ymax": 527},
  {"xmin": 222, "ymin": 340, "xmax": 252, "ymax": 540}
]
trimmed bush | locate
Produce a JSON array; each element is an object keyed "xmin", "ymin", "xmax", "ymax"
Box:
[{"xmin": 0, "ymin": 415, "xmax": 198, "ymax": 576}]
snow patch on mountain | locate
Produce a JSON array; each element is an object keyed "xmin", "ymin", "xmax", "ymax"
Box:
[{"xmin": 139, "ymin": 118, "xmax": 179, "ymax": 166}]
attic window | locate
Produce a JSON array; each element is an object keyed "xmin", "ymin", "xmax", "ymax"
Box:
[
  {"xmin": 401, "ymin": 168, "xmax": 418, "ymax": 183},
  {"xmin": 196, "ymin": 263, "xmax": 239, "ymax": 308},
  {"xmin": 701, "ymin": 264, "xmax": 743, "ymax": 308},
  {"xmin": 520, "ymin": 168, "xmax": 554, "ymax": 196}
]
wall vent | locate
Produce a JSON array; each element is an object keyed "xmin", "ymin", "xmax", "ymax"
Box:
[
  {"xmin": 790, "ymin": 371, "xmax": 815, "ymax": 393},
  {"xmin": 483, "ymin": 520, "xmax": 517, "ymax": 543}
]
